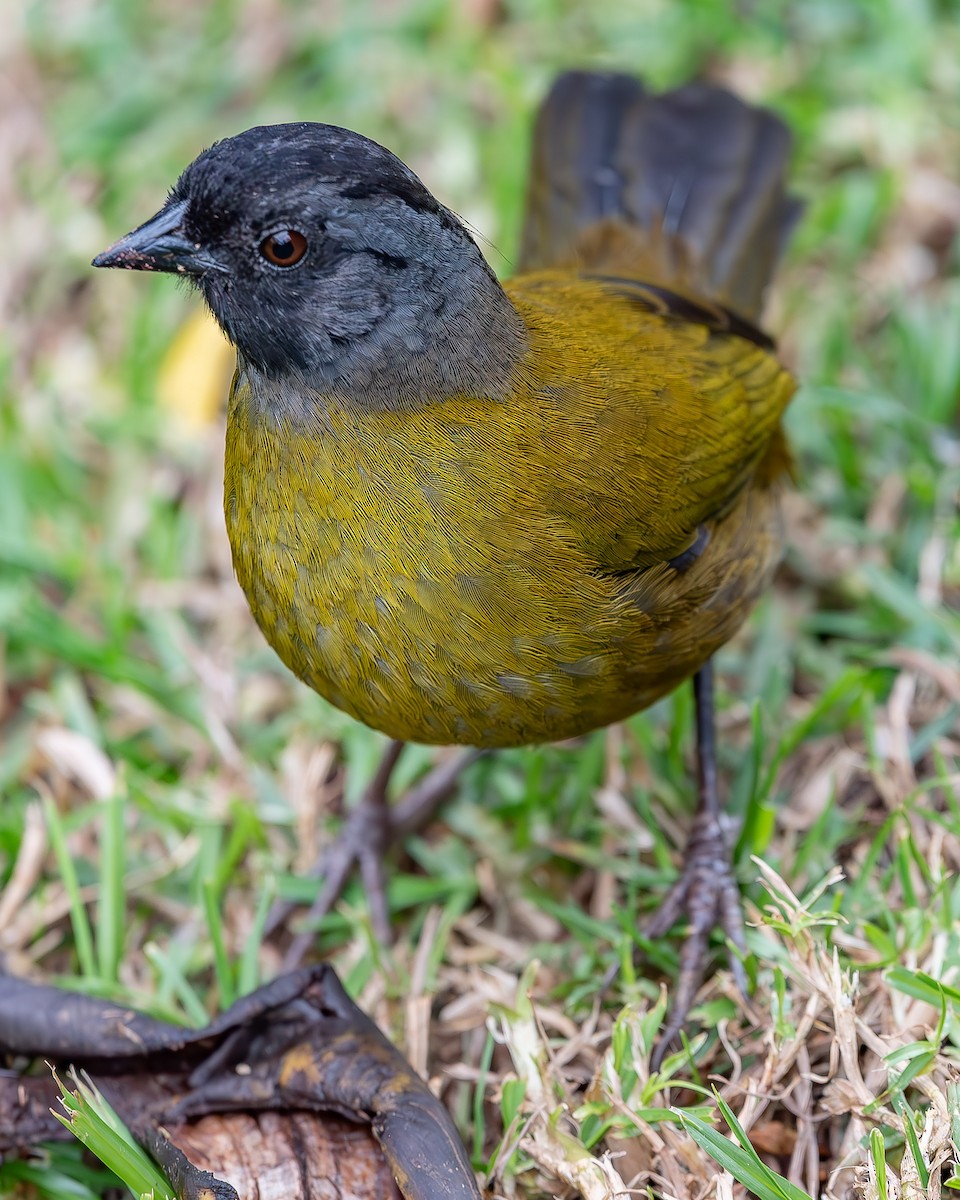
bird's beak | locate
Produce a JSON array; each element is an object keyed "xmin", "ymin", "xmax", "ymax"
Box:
[{"xmin": 92, "ymin": 200, "xmax": 221, "ymax": 275}]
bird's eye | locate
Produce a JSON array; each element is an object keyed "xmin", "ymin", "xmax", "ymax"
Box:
[{"xmin": 259, "ymin": 229, "xmax": 308, "ymax": 267}]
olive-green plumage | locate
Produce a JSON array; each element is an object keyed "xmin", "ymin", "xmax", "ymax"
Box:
[
  {"xmin": 224, "ymin": 272, "xmax": 793, "ymax": 746},
  {"xmin": 94, "ymin": 71, "xmax": 798, "ymax": 753}
]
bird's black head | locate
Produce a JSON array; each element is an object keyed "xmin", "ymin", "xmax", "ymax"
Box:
[{"xmin": 94, "ymin": 123, "xmax": 523, "ymax": 404}]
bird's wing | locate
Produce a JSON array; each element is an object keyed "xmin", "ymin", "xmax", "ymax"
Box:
[{"xmin": 509, "ymin": 273, "xmax": 795, "ymax": 573}]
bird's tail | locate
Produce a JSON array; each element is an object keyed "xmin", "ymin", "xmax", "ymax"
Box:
[{"xmin": 518, "ymin": 71, "xmax": 801, "ymax": 321}]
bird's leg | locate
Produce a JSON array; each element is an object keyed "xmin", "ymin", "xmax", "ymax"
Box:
[
  {"xmin": 268, "ymin": 741, "xmax": 482, "ymax": 969},
  {"xmin": 644, "ymin": 660, "xmax": 748, "ymax": 1061}
]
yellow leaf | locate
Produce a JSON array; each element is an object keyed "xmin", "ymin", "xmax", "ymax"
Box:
[{"xmin": 156, "ymin": 307, "xmax": 234, "ymax": 429}]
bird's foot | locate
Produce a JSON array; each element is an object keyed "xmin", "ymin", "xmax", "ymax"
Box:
[
  {"xmin": 643, "ymin": 809, "xmax": 747, "ymax": 1067},
  {"xmin": 284, "ymin": 795, "xmax": 396, "ymax": 965},
  {"xmin": 267, "ymin": 744, "xmax": 482, "ymax": 969}
]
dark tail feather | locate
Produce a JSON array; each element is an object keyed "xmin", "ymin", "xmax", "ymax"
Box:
[{"xmin": 519, "ymin": 71, "xmax": 801, "ymax": 320}]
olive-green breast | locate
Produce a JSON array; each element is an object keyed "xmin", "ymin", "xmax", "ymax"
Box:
[{"xmin": 223, "ymin": 279, "xmax": 792, "ymax": 748}]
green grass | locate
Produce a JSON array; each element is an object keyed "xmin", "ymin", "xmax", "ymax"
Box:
[
  {"xmin": 51, "ymin": 1070, "xmax": 174, "ymax": 1200},
  {"xmin": 2, "ymin": 0, "xmax": 960, "ymax": 1197}
]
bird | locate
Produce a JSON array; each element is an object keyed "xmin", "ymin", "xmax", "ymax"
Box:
[{"xmin": 94, "ymin": 71, "xmax": 799, "ymax": 1050}]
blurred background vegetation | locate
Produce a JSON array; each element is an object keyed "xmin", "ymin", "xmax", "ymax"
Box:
[{"xmin": 1, "ymin": 0, "xmax": 959, "ymax": 1197}]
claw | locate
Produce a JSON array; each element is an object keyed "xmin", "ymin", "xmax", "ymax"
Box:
[
  {"xmin": 645, "ymin": 810, "xmax": 748, "ymax": 1065},
  {"xmin": 642, "ymin": 662, "xmax": 750, "ymax": 1068},
  {"xmin": 266, "ymin": 743, "xmax": 481, "ymax": 967}
]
